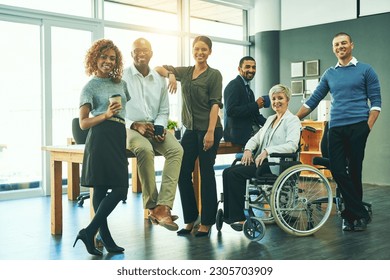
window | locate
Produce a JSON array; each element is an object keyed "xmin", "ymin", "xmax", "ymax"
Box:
[
  {"xmin": 104, "ymin": 1, "xmax": 178, "ymax": 31},
  {"xmin": 190, "ymin": 0, "xmax": 245, "ymax": 40},
  {"xmin": 51, "ymin": 27, "xmax": 92, "ymax": 145},
  {"xmin": 0, "ymin": 20, "xmax": 42, "ymax": 195},
  {"xmin": 0, "ymin": 0, "xmax": 91, "ymax": 17}
]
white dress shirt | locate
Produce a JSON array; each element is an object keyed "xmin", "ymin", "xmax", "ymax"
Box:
[{"xmin": 123, "ymin": 63, "xmax": 169, "ymax": 129}]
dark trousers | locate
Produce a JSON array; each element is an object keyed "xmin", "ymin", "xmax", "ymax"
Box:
[
  {"xmin": 222, "ymin": 164, "xmax": 257, "ymax": 223},
  {"xmin": 328, "ymin": 121, "xmax": 370, "ymax": 221},
  {"xmin": 178, "ymin": 127, "xmax": 223, "ymax": 225}
]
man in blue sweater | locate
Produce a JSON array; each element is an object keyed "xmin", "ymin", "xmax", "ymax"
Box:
[{"xmin": 297, "ymin": 32, "xmax": 381, "ymax": 232}]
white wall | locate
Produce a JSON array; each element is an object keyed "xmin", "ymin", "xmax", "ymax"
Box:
[
  {"xmin": 360, "ymin": 0, "xmax": 390, "ymax": 16},
  {"xmin": 250, "ymin": 0, "xmax": 281, "ymax": 34},
  {"xmin": 251, "ymin": 0, "xmax": 390, "ymax": 33},
  {"xmin": 280, "ymin": 0, "xmax": 356, "ymax": 30}
]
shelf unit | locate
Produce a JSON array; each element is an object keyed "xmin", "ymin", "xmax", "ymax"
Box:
[{"xmin": 300, "ymin": 120, "xmax": 332, "ymax": 178}]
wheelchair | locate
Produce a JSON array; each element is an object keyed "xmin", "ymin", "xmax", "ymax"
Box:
[{"xmin": 216, "ymin": 126, "xmax": 334, "ymax": 241}]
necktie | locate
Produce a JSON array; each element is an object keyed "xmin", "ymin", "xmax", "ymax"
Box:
[
  {"xmin": 246, "ymin": 84, "xmax": 260, "ymax": 132},
  {"xmin": 246, "ymin": 84, "xmax": 255, "ymax": 102}
]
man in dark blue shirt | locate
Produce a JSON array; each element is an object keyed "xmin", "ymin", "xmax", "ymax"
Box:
[{"xmin": 223, "ymin": 56, "xmax": 270, "ymax": 146}]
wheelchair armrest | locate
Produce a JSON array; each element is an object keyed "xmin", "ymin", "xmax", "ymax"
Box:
[
  {"xmin": 269, "ymin": 152, "xmax": 296, "ymax": 158},
  {"xmin": 302, "ymin": 125, "xmax": 316, "ymax": 133},
  {"xmin": 269, "ymin": 152, "xmax": 298, "ymax": 161}
]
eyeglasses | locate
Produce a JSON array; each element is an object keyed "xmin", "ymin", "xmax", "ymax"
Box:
[{"xmin": 133, "ymin": 48, "xmax": 151, "ymax": 55}]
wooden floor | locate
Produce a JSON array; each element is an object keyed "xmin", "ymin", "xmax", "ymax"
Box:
[{"xmin": 1, "ymin": 171, "xmax": 390, "ymax": 261}]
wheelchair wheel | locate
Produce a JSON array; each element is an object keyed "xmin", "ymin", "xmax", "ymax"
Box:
[
  {"xmin": 216, "ymin": 208, "xmax": 224, "ymax": 231},
  {"xmin": 270, "ymin": 164, "xmax": 332, "ymax": 237},
  {"xmin": 243, "ymin": 217, "xmax": 266, "ymax": 242}
]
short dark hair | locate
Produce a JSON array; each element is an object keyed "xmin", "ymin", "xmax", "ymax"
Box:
[
  {"xmin": 239, "ymin": 56, "xmax": 255, "ymax": 68},
  {"xmin": 333, "ymin": 32, "xmax": 353, "ymax": 43}
]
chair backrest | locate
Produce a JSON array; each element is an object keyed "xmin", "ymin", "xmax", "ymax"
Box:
[
  {"xmin": 320, "ymin": 121, "xmax": 329, "ymax": 158},
  {"xmin": 72, "ymin": 117, "xmax": 89, "ymax": 144}
]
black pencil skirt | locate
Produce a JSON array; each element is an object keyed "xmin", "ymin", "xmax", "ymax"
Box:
[{"xmin": 81, "ymin": 119, "xmax": 129, "ymax": 189}]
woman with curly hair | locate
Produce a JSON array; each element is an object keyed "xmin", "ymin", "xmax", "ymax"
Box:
[{"xmin": 73, "ymin": 39, "xmax": 130, "ymax": 256}]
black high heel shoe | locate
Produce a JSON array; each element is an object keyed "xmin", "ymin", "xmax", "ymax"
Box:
[
  {"xmin": 73, "ymin": 229, "xmax": 103, "ymax": 256},
  {"xmin": 98, "ymin": 228, "xmax": 124, "ymax": 253},
  {"xmin": 101, "ymin": 241, "xmax": 125, "ymax": 253},
  {"xmin": 195, "ymin": 226, "xmax": 212, "ymax": 238},
  {"xmin": 177, "ymin": 228, "xmax": 192, "ymax": 235},
  {"xmin": 177, "ymin": 216, "xmax": 201, "ymax": 236}
]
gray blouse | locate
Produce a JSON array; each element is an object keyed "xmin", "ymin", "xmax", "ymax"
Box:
[{"xmin": 80, "ymin": 77, "xmax": 130, "ymax": 119}]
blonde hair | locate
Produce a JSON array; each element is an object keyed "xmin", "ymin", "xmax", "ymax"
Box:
[{"xmin": 268, "ymin": 84, "xmax": 291, "ymax": 101}]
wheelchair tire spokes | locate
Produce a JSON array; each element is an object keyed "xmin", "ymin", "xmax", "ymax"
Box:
[{"xmin": 270, "ymin": 164, "xmax": 333, "ymax": 237}]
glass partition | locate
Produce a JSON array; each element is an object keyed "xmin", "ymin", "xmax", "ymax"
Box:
[
  {"xmin": 0, "ymin": 20, "xmax": 41, "ymax": 194},
  {"xmin": 51, "ymin": 27, "xmax": 92, "ymax": 146}
]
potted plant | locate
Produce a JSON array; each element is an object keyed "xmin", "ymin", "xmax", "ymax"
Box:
[
  {"xmin": 167, "ymin": 120, "xmax": 178, "ymax": 133},
  {"xmin": 167, "ymin": 120, "xmax": 181, "ymax": 139}
]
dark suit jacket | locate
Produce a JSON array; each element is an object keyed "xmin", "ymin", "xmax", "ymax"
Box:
[{"xmin": 223, "ymin": 75, "xmax": 270, "ymax": 145}]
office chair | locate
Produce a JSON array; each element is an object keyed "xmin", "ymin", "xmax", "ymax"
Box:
[
  {"xmin": 72, "ymin": 117, "xmax": 90, "ymax": 206},
  {"xmin": 312, "ymin": 121, "xmax": 372, "ymax": 216},
  {"xmin": 72, "ymin": 117, "xmax": 89, "ymax": 145}
]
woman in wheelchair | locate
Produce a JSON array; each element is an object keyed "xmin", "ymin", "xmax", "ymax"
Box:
[{"xmin": 222, "ymin": 84, "xmax": 301, "ymax": 231}]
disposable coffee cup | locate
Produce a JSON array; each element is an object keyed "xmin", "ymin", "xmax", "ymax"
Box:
[
  {"xmin": 154, "ymin": 125, "xmax": 164, "ymax": 136},
  {"xmin": 109, "ymin": 94, "xmax": 122, "ymax": 105}
]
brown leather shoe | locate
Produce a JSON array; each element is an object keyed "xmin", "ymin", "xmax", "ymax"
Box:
[
  {"xmin": 148, "ymin": 209, "xmax": 179, "ymax": 224},
  {"xmin": 149, "ymin": 205, "xmax": 179, "ymax": 231},
  {"xmin": 171, "ymin": 215, "xmax": 179, "ymax": 222}
]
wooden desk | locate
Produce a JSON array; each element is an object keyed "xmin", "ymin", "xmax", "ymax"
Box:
[{"xmin": 43, "ymin": 141, "xmax": 242, "ymax": 235}]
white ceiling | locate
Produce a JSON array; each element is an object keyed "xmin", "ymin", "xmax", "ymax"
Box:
[{"xmin": 107, "ymin": 0, "xmax": 243, "ymax": 26}]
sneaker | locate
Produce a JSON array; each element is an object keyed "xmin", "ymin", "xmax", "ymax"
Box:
[
  {"xmin": 353, "ymin": 217, "xmax": 371, "ymax": 231},
  {"xmin": 230, "ymin": 222, "xmax": 244, "ymax": 232},
  {"xmin": 342, "ymin": 219, "xmax": 354, "ymax": 231}
]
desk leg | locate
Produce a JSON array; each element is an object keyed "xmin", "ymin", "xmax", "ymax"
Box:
[
  {"xmin": 67, "ymin": 162, "xmax": 80, "ymax": 201},
  {"xmin": 131, "ymin": 158, "xmax": 142, "ymax": 193},
  {"xmin": 90, "ymin": 188, "xmax": 95, "ymax": 218},
  {"xmin": 193, "ymin": 158, "xmax": 201, "ymax": 212},
  {"xmin": 51, "ymin": 160, "xmax": 63, "ymax": 235}
]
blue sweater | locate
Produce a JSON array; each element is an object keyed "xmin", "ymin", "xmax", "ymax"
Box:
[{"xmin": 305, "ymin": 61, "xmax": 381, "ymax": 128}]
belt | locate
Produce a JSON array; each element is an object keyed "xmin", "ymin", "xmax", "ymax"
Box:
[{"xmin": 108, "ymin": 117, "xmax": 125, "ymax": 125}]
